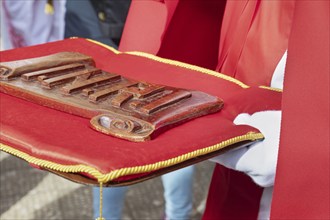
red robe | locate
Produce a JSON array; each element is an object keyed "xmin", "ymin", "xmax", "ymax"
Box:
[
  {"xmin": 270, "ymin": 1, "xmax": 329, "ymax": 218},
  {"xmin": 120, "ymin": 0, "xmax": 329, "ymax": 218}
]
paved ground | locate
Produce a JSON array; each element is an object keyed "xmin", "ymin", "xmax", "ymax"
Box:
[{"xmin": 0, "ymin": 151, "xmax": 214, "ymax": 220}]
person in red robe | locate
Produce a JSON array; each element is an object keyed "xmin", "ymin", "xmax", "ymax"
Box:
[{"xmin": 120, "ymin": 0, "xmax": 329, "ymax": 219}]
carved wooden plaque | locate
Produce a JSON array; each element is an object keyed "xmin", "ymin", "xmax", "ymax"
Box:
[{"xmin": 0, "ymin": 52, "xmax": 224, "ymax": 142}]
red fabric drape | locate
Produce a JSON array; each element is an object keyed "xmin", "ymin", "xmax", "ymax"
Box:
[
  {"xmin": 203, "ymin": 165, "xmax": 263, "ymax": 220},
  {"xmin": 271, "ymin": 1, "xmax": 329, "ymax": 219},
  {"xmin": 120, "ymin": 0, "xmax": 330, "ymax": 218},
  {"xmin": 217, "ymin": 0, "xmax": 295, "ymax": 86}
]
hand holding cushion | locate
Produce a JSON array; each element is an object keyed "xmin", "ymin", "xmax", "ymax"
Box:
[{"xmin": 211, "ymin": 111, "xmax": 282, "ymax": 187}]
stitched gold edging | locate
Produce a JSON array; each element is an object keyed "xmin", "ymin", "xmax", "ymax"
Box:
[
  {"xmin": 125, "ymin": 51, "xmax": 249, "ymax": 88},
  {"xmin": 87, "ymin": 38, "xmax": 120, "ymax": 55},
  {"xmin": 86, "ymin": 39, "xmax": 249, "ymax": 89},
  {"xmin": 0, "ymin": 143, "xmax": 104, "ymax": 177},
  {"xmin": 259, "ymin": 86, "xmax": 283, "ymax": 92},
  {"xmin": 0, "ymin": 132, "xmax": 263, "ymax": 183}
]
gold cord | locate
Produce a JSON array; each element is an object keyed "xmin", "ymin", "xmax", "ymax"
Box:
[
  {"xmin": 86, "ymin": 39, "xmax": 250, "ymax": 88},
  {"xmin": 259, "ymin": 85, "xmax": 283, "ymax": 92},
  {"xmin": 96, "ymin": 182, "xmax": 105, "ymax": 220},
  {"xmin": 0, "ymin": 132, "xmax": 263, "ymax": 183}
]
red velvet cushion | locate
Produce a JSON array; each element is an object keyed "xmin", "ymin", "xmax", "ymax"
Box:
[{"xmin": 0, "ymin": 39, "xmax": 281, "ymax": 185}]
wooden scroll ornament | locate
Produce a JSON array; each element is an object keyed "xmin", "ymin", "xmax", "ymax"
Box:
[{"xmin": 0, "ymin": 52, "xmax": 224, "ymax": 142}]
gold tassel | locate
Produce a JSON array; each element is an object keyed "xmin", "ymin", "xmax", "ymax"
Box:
[
  {"xmin": 95, "ymin": 182, "xmax": 106, "ymax": 220},
  {"xmin": 44, "ymin": 0, "xmax": 54, "ymax": 15}
]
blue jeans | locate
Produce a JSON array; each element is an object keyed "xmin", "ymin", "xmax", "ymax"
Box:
[{"xmin": 93, "ymin": 166, "xmax": 195, "ymax": 220}]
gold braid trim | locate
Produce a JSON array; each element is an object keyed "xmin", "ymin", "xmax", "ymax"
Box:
[
  {"xmin": 87, "ymin": 39, "xmax": 120, "ymax": 55},
  {"xmin": 259, "ymin": 86, "xmax": 283, "ymax": 92},
  {"xmin": 86, "ymin": 39, "xmax": 249, "ymax": 89},
  {"xmin": 0, "ymin": 143, "xmax": 103, "ymax": 177},
  {"xmin": 126, "ymin": 51, "xmax": 249, "ymax": 88},
  {"xmin": 0, "ymin": 132, "xmax": 263, "ymax": 183}
]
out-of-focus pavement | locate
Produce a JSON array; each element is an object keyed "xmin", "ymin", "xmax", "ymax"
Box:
[{"xmin": 0, "ymin": 151, "xmax": 214, "ymax": 220}]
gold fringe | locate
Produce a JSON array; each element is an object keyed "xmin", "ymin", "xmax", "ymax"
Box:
[{"xmin": 0, "ymin": 132, "xmax": 263, "ymax": 183}]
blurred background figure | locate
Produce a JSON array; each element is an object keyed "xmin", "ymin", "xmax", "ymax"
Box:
[
  {"xmin": 64, "ymin": 0, "xmax": 130, "ymax": 48},
  {"xmin": 0, "ymin": 0, "xmax": 66, "ymax": 50}
]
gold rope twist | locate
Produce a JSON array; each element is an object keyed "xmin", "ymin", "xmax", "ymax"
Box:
[
  {"xmin": 95, "ymin": 182, "xmax": 105, "ymax": 220},
  {"xmin": 86, "ymin": 39, "xmax": 250, "ymax": 89},
  {"xmin": 0, "ymin": 132, "xmax": 264, "ymax": 184}
]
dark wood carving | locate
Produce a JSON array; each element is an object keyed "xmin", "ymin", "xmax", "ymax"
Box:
[{"xmin": 0, "ymin": 52, "xmax": 224, "ymax": 142}]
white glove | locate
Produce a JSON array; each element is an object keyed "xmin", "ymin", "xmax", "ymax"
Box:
[{"xmin": 210, "ymin": 111, "xmax": 282, "ymax": 187}]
